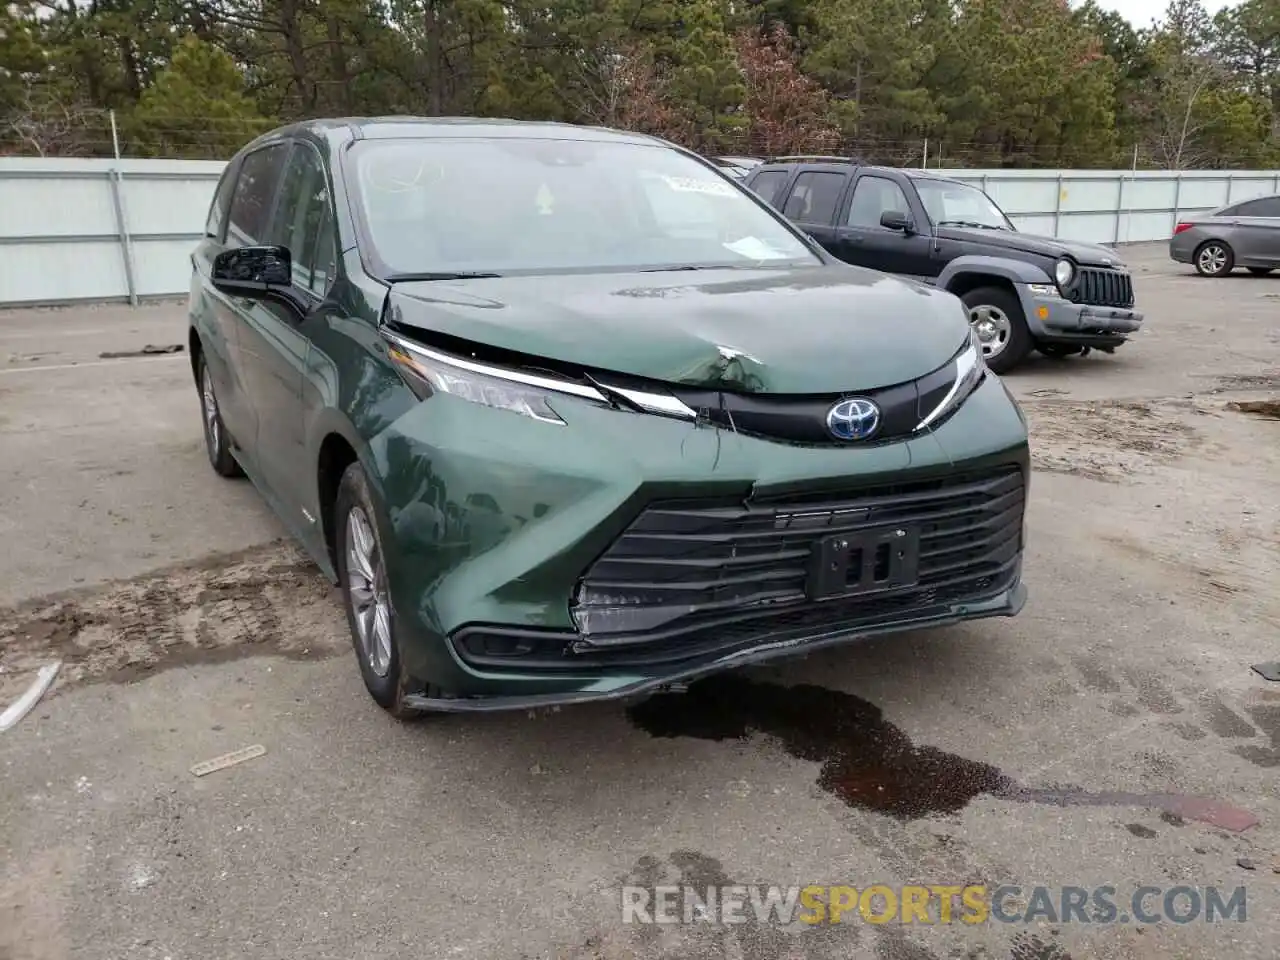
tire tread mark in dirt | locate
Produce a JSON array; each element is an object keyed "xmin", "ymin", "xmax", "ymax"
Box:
[
  {"xmin": 626, "ymin": 676, "xmax": 1258, "ymax": 830},
  {"xmin": 0, "ymin": 542, "xmax": 347, "ymax": 697},
  {"xmin": 1233, "ymin": 704, "xmax": 1280, "ymax": 768},
  {"xmin": 1021, "ymin": 398, "xmax": 1197, "ymax": 483},
  {"xmin": 1008, "ymin": 932, "xmax": 1073, "ymax": 960}
]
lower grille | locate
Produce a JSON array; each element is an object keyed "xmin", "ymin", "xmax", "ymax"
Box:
[
  {"xmin": 571, "ymin": 467, "xmax": 1025, "ymax": 645},
  {"xmin": 1072, "ymin": 267, "xmax": 1134, "ymax": 308},
  {"xmin": 451, "ymin": 467, "xmax": 1025, "ymax": 673}
]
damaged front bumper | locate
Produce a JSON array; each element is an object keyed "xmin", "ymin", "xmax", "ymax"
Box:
[
  {"xmin": 405, "ymin": 580, "xmax": 1025, "ymax": 712},
  {"xmin": 371, "ymin": 372, "xmax": 1030, "ymax": 710},
  {"xmin": 1021, "ymin": 285, "xmax": 1143, "ymax": 346}
]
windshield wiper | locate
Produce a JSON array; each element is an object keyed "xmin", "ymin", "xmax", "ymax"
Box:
[
  {"xmin": 936, "ymin": 220, "xmax": 1003, "ymax": 230},
  {"xmin": 638, "ymin": 264, "xmax": 728, "ymax": 273},
  {"xmin": 385, "ymin": 271, "xmax": 503, "ymax": 282}
]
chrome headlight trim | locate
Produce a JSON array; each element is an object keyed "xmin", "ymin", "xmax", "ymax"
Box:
[
  {"xmin": 382, "ymin": 329, "xmax": 697, "ymax": 424},
  {"xmin": 915, "ymin": 330, "xmax": 987, "ymax": 432}
]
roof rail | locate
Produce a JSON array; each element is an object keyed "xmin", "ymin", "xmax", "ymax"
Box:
[{"xmin": 766, "ymin": 154, "xmax": 858, "ymax": 164}]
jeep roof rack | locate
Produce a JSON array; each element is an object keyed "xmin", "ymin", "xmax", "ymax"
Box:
[{"xmin": 766, "ymin": 154, "xmax": 859, "ymax": 164}]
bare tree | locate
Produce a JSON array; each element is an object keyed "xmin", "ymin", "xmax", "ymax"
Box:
[{"xmin": 4, "ymin": 82, "xmax": 100, "ymax": 156}]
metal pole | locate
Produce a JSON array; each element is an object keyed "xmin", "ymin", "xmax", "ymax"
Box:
[
  {"xmin": 1172, "ymin": 174, "xmax": 1182, "ymax": 235},
  {"xmin": 1113, "ymin": 172, "xmax": 1123, "ymax": 244},
  {"xmin": 1127, "ymin": 144, "xmax": 1138, "ymax": 243},
  {"xmin": 1053, "ymin": 173, "xmax": 1063, "ymax": 236},
  {"xmin": 922, "ymin": 139, "xmax": 928, "ymax": 170},
  {"xmin": 107, "ymin": 110, "xmax": 138, "ymax": 307}
]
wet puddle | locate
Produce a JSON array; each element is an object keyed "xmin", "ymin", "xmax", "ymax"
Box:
[{"xmin": 626, "ymin": 676, "xmax": 1257, "ymax": 831}]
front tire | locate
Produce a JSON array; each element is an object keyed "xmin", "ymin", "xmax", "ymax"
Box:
[
  {"xmin": 1035, "ymin": 343, "xmax": 1084, "ymax": 359},
  {"xmin": 197, "ymin": 354, "xmax": 242, "ymax": 478},
  {"xmin": 1194, "ymin": 241, "xmax": 1233, "ymax": 277},
  {"xmin": 334, "ymin": 461, "xmax": 425, "ymax": 721},
  {"xmin": 960, "ymin": 286, "xmax": 1032, "ymax": 374}
]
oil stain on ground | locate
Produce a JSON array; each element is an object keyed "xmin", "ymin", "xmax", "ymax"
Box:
[{"xmin": 627, "ymin": 675, "xmax": 1258, "ymax": 830}]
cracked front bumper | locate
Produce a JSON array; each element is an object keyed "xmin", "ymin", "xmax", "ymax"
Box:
[
  {"xmin": 403, "ymin": 578, "xmax": 1027, "ymax": 712},
  {"xmin": 1022, "ymin": 287, "xmax": 1143, "ymax": 343}
]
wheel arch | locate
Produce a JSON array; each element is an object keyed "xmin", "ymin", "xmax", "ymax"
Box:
[
  {"xmin": 188, "ymin": 325, "xmax": 203, "ymax": 384},
  {"xmin": 946, "ymin": 271, "xmax": 1019, "ymax": 302},
  {"xmin": 310, "ymin": 404, "xmax": 388, "ymax": 572},
  {"xmin": 1193, "ymin": 236, "xmax": 1234, "ymax": 255},
  {"xmin": 938, "ymin": 254, "xmax": 1052, "ymax": 294},
  {"xmin": 315, "ymin": 426, "xmax": 361, "ymax": 570}
]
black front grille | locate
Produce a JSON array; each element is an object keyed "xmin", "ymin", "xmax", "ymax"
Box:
[
  {"xmin": 1072, "ymin": 267, "xmax": 1134, "ymax": 308},
  {"xmin": 570, "ymin": 467, "xmax": 1025, "ymax": 647}
]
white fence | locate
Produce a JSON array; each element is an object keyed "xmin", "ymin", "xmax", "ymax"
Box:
[
  {"xmin": 1, "ymin": 157, "xmax": 1278, "ymax": 307},
  {"xmin": 0, "ymin": 157, "xmax": 224, "ymax": 307},
  {"xmin": 943, "ymin": 168, "xmax": 1280, "ymax": 246}
]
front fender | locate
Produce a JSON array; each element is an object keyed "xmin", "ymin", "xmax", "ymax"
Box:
[{"xmin": 937, "ymin": 255, "xmax": 1054, "ymax": 290}]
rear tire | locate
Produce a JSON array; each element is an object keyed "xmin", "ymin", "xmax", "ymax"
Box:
[
  {"xmin": 1247, "ymin": 267, "xmax": 1273, "ymax": 276},
  {"xmin": 960, "ymin": 286, "xmax": 1032, "ymax": 374},
  {"xmin": 1194, "ymin": 241, "xmax": 1233, "ymax": 277},
  {"xmin": 334, "ymin": 461, "xmax": 426, "ymax": 721},
  {"xmin": 197, "ymin": 354, "xmax": 243, "ymax": 478}
]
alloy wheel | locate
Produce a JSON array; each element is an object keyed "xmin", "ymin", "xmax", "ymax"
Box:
[
  {"xmin": 968, "ymin": 304, "xmax": 1011, "ymax": 360},
  {"xmin": 345, "ymin": 505, "xmax": 392, "ymax": 678},
  {"xmin": 1197, "ymin": 245, "xmax": 1227, "ymax": 276}
]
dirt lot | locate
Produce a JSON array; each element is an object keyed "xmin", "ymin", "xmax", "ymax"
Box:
[{"xmin": 1, "ymin": 244, "xmax": 1279, "ymax": 960}]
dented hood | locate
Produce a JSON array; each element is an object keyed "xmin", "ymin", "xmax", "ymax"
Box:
[
  {"xmin": 934, "ymin": 225, "xmax": 1124, "ymax": 267},
  {"xmin": 385, "ymin": 265, "xmax": 969, "ymax": 394}
]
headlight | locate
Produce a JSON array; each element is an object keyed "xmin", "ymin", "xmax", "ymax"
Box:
[
  {"xmin": 1054, "ymin": 259, "xmax": 1074, "ymax": 287},
  {"xmin": 915, "ymin": 328, "xmax": 988, "ymax": 432},
  {"xmin": 382, "ymin": 329, "xmax": 607, "ymax": 425}
]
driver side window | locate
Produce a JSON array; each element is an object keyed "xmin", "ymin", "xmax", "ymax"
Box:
[
  {"xmin": 226, "ymin": 144, "xmax": 288, "ymax": 248},
  {"xmin": 846, "ymin": 176, "xmax": 910, "ymax": 228},
  {"xmin": 270, "ymin": 143, "xmax": 337, "ymax": 296}
]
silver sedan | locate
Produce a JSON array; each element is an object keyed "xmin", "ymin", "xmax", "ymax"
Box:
[{"xmin": 1169, "ymin": 193, "xmax": 1280, "ymax": 277}]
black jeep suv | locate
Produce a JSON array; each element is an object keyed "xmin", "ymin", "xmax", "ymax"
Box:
[{"xmin": 742, "ymin": 158, "xmax": 1144, "ymax": 373}]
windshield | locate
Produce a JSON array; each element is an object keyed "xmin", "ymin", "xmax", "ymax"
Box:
[
  {"xmin": 914, "ymin": 178, "xmax": 1013, "ymax": 231},
  {"xmin": 348, "ymin": 137, "xmax": 820, "ymax": 277}
]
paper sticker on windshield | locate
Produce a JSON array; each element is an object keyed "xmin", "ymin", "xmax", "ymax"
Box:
[
  {"xmin": 535, "ymin": 183, "xmax": 554, "ymax": 214},
  {"xmin": 661, "ymin": 176, "xmax": 736, "ymax": 197},
  {"xmin": 724, "ymin": 237, "xmax": 791, "ymax": 260}
]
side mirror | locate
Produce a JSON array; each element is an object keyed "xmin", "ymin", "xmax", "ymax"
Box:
[
  {"xmin": 211, "ymin": 245, "xmax": 292, "ymax": 298},
  {"xmin": 880, "ymin": 210, "xmax": 912, "ymax": 232}
]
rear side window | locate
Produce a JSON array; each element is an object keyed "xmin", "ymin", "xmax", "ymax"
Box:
[
  {"xmin": 781, "ymin": 171, "xmax": 846, "ymax": 224},
  {"xmin": 749, "ymin": 170, "xmax": 789, "ymax": 207},
  {"xmin": 204, "ymin": 159, "xmax": 240, "ymax": 241},
  {"xmin": 1231, "ymin": 197, "xmax": 1280, "ymax": 217},
  {"xmin": 226, "ymin": 144, "xmax": 288, "ymax": 247}
]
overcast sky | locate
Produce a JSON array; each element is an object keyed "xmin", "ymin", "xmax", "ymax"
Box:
[{"xmin": 1089, "ymin": 0, "xmax": 1237, "ymax": 28}]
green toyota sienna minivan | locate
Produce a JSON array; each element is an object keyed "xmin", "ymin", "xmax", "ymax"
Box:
[{"xmin": 187, "ymin": 117, "xmax": 1030, "ymax": 719}]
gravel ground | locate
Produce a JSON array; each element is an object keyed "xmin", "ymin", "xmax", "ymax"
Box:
[{"xmin": 1, "ymin": 245, "xmax": 1278, "ymax": 960}]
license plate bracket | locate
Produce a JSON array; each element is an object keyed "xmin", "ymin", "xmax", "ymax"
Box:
[{"xmin": 806, "ymin": 526, "xmax": 921, "ymax": 601}]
